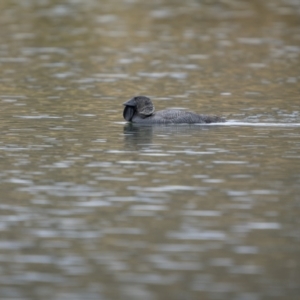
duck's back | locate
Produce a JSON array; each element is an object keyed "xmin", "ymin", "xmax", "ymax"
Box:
[{"xmin": 133, "ymin": 109, "xmax": 224, "ymax": 124}]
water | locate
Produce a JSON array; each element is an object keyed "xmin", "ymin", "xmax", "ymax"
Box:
[{"xmin": 0, "ymin": 0, "xmax": 299, "ymax": 299}]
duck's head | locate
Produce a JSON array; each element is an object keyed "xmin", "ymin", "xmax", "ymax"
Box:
[{"xmin": 123, "ymin": 96, "xmax": 155, "ymax": 121}]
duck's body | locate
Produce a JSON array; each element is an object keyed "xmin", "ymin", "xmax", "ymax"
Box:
[
  {"xmin": 129, "ymin": 109, "xmax": 223, "ymax": 124},
  {"xmin": 123, "ymin": 96, "xmax": 225, "ymax": 124}
]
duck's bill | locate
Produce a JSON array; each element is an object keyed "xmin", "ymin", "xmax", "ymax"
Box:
[{"xmin": 123, "ymin": 98, "xmax": 135, "ymax": 106}]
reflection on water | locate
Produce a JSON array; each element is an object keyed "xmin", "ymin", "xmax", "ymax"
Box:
[
  {"xmin": 123, "ymin": 123, "xmax": 222, "ymax": 150},
  {"xmin": 0, "ymin": 0, "xmax": 300, "ymax": 299},
  {"xmin": 124, "ymin": 123, "xmax": 154, "ymax": 149}
]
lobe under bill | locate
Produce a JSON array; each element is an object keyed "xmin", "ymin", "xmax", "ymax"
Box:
[{"xmin": 123, "ymin": 106, "xmax": 135, "ymax": 121}]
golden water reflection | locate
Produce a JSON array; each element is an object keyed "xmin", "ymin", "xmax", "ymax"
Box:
[{"xmin": 0, "ymin": 0, "xmax": 299, "ymax": 299}]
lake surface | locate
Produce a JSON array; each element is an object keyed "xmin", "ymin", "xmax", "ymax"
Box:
[{"xmin": 0, "ymin": 0, "xmax": 299, "ymax": 299}]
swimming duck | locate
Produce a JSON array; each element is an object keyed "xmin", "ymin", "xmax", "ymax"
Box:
[{"xmin": 123, "ymin": 96, "xmax": 225, "ymax": 124}]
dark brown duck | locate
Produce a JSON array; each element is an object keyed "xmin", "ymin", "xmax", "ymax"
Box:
[{"xmin": 123, "ymin": 96, "xmax": 225, "ymax": 124}]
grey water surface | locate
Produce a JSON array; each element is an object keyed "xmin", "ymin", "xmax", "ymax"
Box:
[{"xmin": 0, "ymin": 0, "xmax": 299, "ymax": 299}]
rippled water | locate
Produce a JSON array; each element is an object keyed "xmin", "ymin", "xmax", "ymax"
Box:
[{"xmin": 0, "ymin": 0, "xmax": 299, "ymax": 299}]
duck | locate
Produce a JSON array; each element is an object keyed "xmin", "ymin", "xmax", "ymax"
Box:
[{"xmin": 123, "ymin": 96, "xmax": 225, "ymax": 124}]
